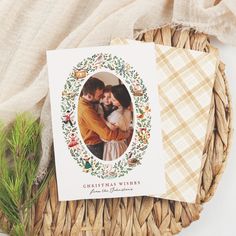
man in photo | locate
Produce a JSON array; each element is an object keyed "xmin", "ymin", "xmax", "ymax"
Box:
[{"xmin": 78, "ymin": 77, "xmax": 130, "ymax": 160}]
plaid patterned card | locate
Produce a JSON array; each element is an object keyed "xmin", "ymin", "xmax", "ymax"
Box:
[{"xmin": 111, "ymin": 38, "xmax": 218, "ymax": 202}]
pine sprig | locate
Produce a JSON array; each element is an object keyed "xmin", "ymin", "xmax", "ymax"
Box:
[{"xmin": 0, "ymin": 114, "xmax": 53, "ymax": 236}]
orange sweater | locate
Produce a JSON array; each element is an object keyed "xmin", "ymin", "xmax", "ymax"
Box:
[{"xmin": 78, "ymin": 97, "xmax": 128, "ymax": 145}]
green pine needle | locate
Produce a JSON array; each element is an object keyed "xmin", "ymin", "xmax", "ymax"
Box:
[{"xmin": 0, "ymin": 113, "xmax": 53, "ymax": 236}]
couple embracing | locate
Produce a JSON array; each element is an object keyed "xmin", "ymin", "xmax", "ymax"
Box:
[{"xmin": 78, "ymin": 77, "xmax": 133, "ymax": 161}]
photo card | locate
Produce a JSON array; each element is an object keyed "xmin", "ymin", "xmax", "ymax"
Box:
[{"xmin": 47, "ymin": 43, "xmax": 166, "ymax": 201}]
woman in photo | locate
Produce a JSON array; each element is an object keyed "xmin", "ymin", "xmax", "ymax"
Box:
[{"xmin": 103, "ymin": 84, "xmax": 133, "ymax": 161}]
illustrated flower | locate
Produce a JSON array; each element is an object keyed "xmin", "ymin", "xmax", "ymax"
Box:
[
  {"xmin": 125, "ymin": 63, "xmax": 131, "ymax": 70},
  {"xmin": 138, "ymin": 128, "xmax": 150, "ymax": 144},
  {"xmin": 137, "ymin": 113, "xmax": 144, "ymax": 119},
  {"xmin": 137, "ymin": 105, "xmax": 151, "ymax": 119}
]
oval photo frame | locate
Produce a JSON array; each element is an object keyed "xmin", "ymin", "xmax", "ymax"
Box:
[
  {"xmin": 61, "ymin": 53, "xmax": 151, "ymax": 179},
  {"xmin": 77, "ymin": 71, "xmax": 135, "ymax": 163}
]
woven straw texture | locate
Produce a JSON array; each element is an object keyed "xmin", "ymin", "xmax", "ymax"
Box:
[{"xmin": 0, "ymin": 26, "xmax": 233, "ymax": 236}]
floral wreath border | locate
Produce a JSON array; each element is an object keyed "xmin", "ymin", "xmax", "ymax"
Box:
[{"xmin": 61, "ymin": 53, "xmax": 151, "ymax": 179}]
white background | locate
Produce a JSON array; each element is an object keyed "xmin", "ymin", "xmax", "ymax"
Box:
[
  {"xmin": 180, "ymin": 38, "xmax": 236, "ymax": 236},
  {"xmin": 0, "ymin": 38, "xmax": 235, "ymax": 236}
]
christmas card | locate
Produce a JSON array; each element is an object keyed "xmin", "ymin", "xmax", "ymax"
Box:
[{"xmin": 46, "ymin": 43, "xmax": 166, "ymax": 201}]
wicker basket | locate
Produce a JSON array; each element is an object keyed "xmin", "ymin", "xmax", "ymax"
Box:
[{"xmin": 0, "ymin": 26, "xmax": 233, "ymax": 236}]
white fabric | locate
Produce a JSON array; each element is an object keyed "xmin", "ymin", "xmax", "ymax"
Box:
[
  {"xmin": 107, "ymin": 107, "xmax": 132, "ymax": 132},
  {"xmin": 103, "ymin": 107, "xmax": 132, "ymax": 161},
  {"xmin": 0, "ymin": 0, "xmax": 235, "ymax": 181}
]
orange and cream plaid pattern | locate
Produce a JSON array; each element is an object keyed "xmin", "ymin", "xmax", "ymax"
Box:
[
  {"xmin": 111, "ymin": 38, "xmax": 218, "ymax": 203},
  {"xmin": 156, "ymin": 45, "xmax": 217, "ymax": 202}
]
